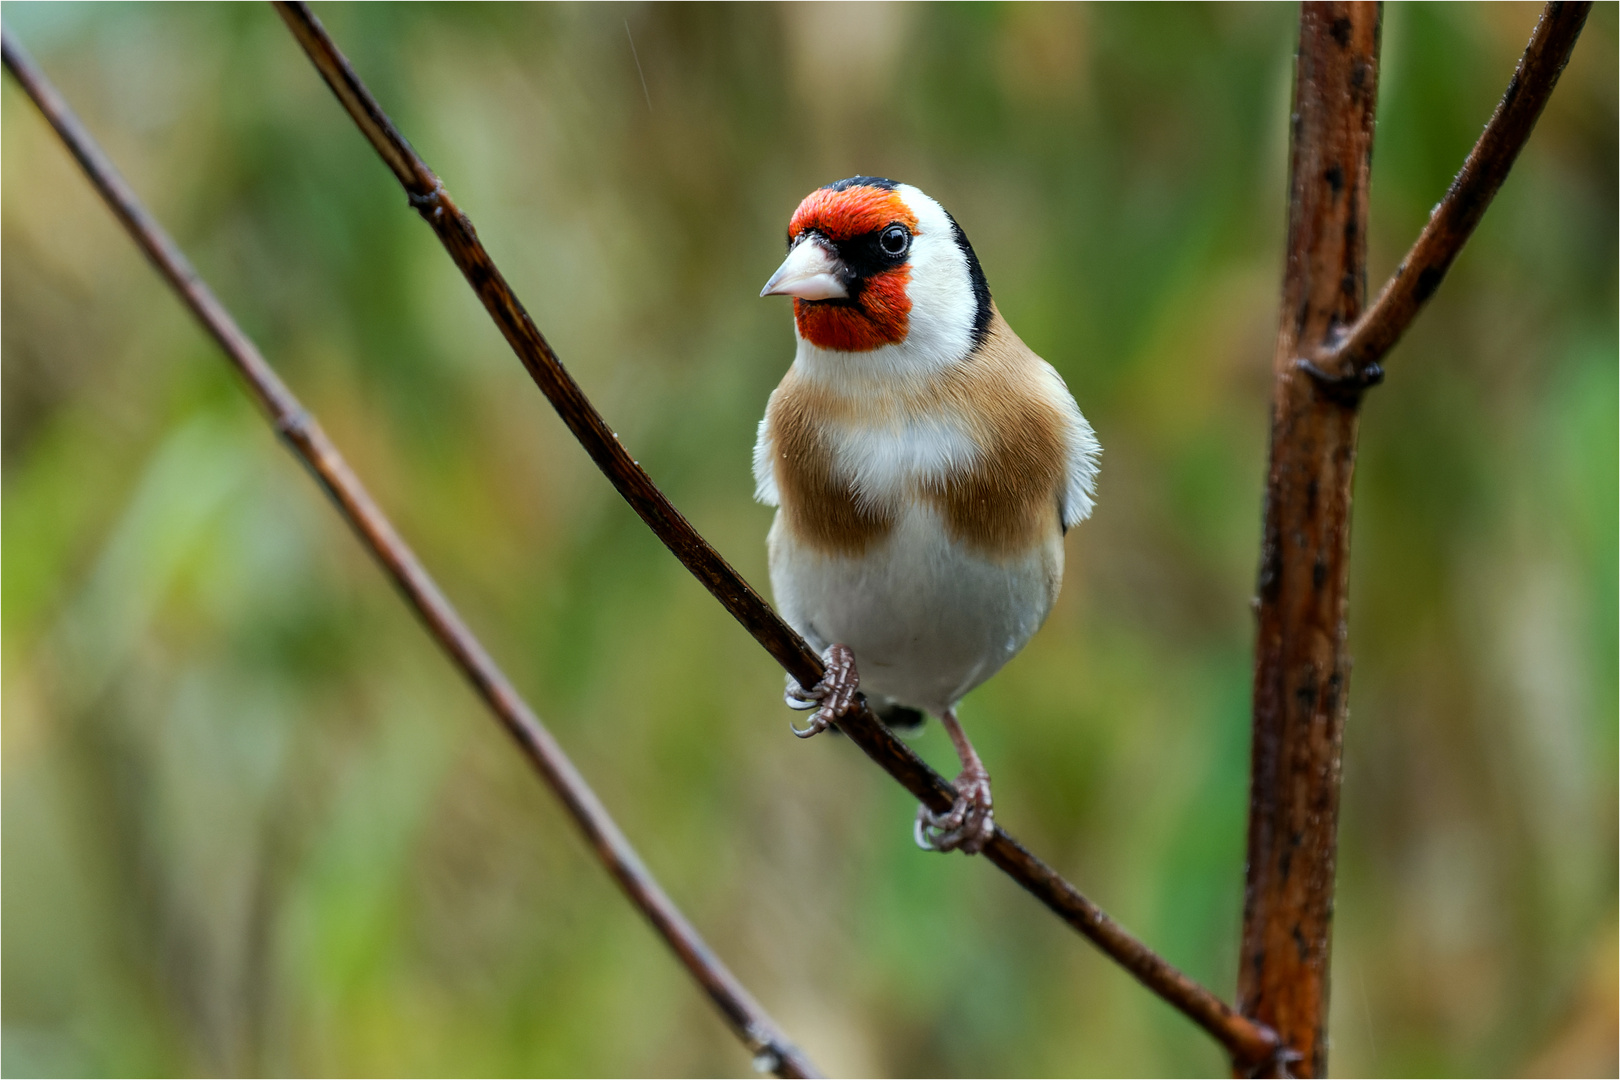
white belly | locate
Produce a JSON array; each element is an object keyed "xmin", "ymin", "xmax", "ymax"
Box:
[{"xmin": 768, "ymin": 504, "xmax": 1063, "ymax": 717}]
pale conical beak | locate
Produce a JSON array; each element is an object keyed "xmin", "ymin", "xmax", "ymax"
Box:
[{"xmin": 760, "ymin": 237, "xmax": 849, "ymax": 300}]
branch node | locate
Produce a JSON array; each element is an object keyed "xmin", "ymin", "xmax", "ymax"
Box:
[
  {"xmin": 407, "ymin": 181, "xmax": 446, "ymax": 220},
  {"xmin": 1240, "ymin": 1041, "xmax": 1305, "ymax": 1080},
  {"xmin": 275, "ymin": 406, "xmax": 314, "ymax": 442},
  {"xmin": 744, "ymin": 1023, "xmax": 798, "ymax": 1076},
  {"xmin": 1294, "ymin": 355, "xmax": 1383, "ymax": 407}
]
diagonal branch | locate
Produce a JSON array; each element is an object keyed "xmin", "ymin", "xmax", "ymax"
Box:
[
  {"xmin": 0, "ymin": 28, "xmax": 820, "ymax": 1080},
  {"xmin": 270, "ymin": 0, "xmax": 1288, "ymax": 1068},
  {"xmin": 1312, "ymin": 0, "xmax": 1592, "ymax": 384}
]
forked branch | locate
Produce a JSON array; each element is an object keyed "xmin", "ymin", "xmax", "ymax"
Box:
[
  {"xmin": 0, "ymin": 28, "xmax": 819, "ymax": 1080},
  {"xmin": 272, "ymin": 0, "xmax": 1286, "ymax": 1068},
  {"xmin": 1242, "ymin": 4, "xmax": 1589, "ymax": 1076},
  {"xmin": 1305, "ymin": 1, "xmax": 1592, "ymax": 393}
]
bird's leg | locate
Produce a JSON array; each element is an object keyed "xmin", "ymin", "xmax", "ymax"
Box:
[
  {"xmin": 784, "ymin": 643, "xmax": 859, "ymax": 739},
  {"xmin": 914, "ymin": 709, "xmax": 995, "ymax": 854}
]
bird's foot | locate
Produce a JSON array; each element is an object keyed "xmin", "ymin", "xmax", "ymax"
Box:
[
  {"xmin": 784, "ymin": 644, "xmax": 858, "ymax": 739},
  {"xmin": 914, "ymin": 766, "xmax": 995, "ymax": 854}
]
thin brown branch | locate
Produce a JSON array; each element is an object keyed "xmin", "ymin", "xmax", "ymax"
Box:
[
  {"xmin": 0, "ymin": 28, "xmax": 820, "ymax": 1080},
  {"xmin": 270, "ymin": 0, "xmax": 1286, "ymax": 1069},
  {"xmin": 1314, "ymin": 0, "xmax": 1593, "ymax": 384}
]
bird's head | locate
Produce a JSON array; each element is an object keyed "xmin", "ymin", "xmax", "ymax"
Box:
[{"xmin": 762, "ymin": 177, "xmax": 991, "ymax": 359}]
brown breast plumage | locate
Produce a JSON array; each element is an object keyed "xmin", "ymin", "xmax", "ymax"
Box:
[
  {"xmin": 923, "ymin": 315, "xmax": 1067, "ymax": 558},
  {"xmin": 766, "ymin": 376, "xmax": 896, "ymax": 557},
  {"xmin": 767, "ymin": 309, "xmax": 1067, "ymax": 561}
]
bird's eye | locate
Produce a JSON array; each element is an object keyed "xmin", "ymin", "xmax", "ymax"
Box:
[{"xmin": 879, "ymin": 225, "xmax": 910, "ymax": 257}]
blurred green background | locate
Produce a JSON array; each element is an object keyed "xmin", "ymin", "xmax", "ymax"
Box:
[{"xmin": 3, "ymin": 3, "xmax": 1614, "ymax": 1076}]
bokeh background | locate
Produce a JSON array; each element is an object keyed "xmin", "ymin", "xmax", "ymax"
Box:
[{"xmin": 3, "ymin": 3, "xmax": 1615, "ymax": 1076}]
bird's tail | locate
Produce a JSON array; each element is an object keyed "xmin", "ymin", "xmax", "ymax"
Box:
[{"xmin": 863, "ymin": 694, "xmax": 926, "ymax": 733}]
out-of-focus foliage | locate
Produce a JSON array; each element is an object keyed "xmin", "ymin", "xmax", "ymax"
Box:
[{"xmin": 3, "ymin": 3, "xmax": 1614, "ymax": 1076}]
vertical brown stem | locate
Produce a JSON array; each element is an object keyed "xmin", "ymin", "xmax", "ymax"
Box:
[{"xmin": 1239, "ymin": 4, "xmax": 1380, "ymax": 1076}]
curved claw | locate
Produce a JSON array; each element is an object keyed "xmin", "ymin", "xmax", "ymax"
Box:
[
  {"xmin": 789, "ymin": 713, "xmax": 829, "ymax": 739},
  {"xmin": 782, "ymin": 644, "xmax": 858, "ymax": 740},
  {"xmin": 913, "ymin": 811, "xmax": 936, "ymax": 851}
]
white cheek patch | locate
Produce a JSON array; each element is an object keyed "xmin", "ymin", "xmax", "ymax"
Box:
[{"xmin": 895, "ymin": 184, "xmax": 977, "ymax": 363}]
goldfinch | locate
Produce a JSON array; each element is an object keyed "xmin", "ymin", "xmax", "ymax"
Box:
[{"xmin": 754, "ymin": 177, "xmax": 1100, "ymax": 854}]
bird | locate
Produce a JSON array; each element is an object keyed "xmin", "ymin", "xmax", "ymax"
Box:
[{"xmin": 754, "ymin": 177, "xmax": 1100, "ymax": 854}]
